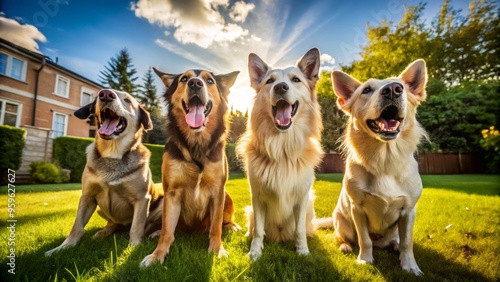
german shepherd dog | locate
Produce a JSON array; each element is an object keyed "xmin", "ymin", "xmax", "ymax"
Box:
[
  {"xmin": 45, "ymin": 89, "xmax": 163, "ymax": 256},
  {"xmin": 237, "ymin": 48, "xmax": 324, "ymax": 260},
  {"xmin": 329, "ymin": 60, "xmax": 428, "ymax": 275},
  {"xmin": 140, "ymin": 68, "xmax": 240, "ymax": 267}
]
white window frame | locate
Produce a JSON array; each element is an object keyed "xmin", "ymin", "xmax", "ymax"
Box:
[
  {"xmin": 0, "ymin": 52, "xmax": 27, "ymax": 82},
  {"xmin": 0, "ymin": 98, "xmax": 23, "ymax": 127},
  {"xmin": 80, "ymin": 87, "xmax": 95, "ymax": 106},
  {"xmin": 54, "ymin": 74, "xmax": 71, "ymax": 98},
  {"xmin": 52, "ymin": 111, "xmax": 68, "ymax": 138}
]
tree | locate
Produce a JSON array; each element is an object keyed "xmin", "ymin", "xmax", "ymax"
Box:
[
  {"xmin": 137, "ymin": 67, "xmax": 161, "ymax": 111},
  {"xmin": 316, "ymin": 71, "xmax": 346, "ymax": 152},
  {"xmin": 99, "ymin": 48, "xmax": 139, "ymax": 95},
  {"xmin": 228, "ymin": 108, "xmax": 247, "ymax": 143}
]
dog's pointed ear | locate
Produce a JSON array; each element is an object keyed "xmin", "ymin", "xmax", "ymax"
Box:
[
  {"xmin": 400, "ymin": 59, "xmax": 427, "ymax": 102},
  {"xmin": 215, "ymin": 71, "xmax": 240, "ymax": 97},
  {"xmin": 331, "ymin": 70, "xmax": 361, "ymax": 107},
  {"xmin": 74, "ymin": 98, "xmax": 96, "ymax": 119},
  {"xmin": 139, "ymin": 104, "xmax": 153, "ymax": 131},
  {"xmin": 297, "ymin": 48, "xmax": 320, "ymax": 83},
  {"xmin": 248, "ymin": 53, "xmax": 269, "ymax": 89},
  {"xmin": 153, "ymin": 67, "xmax": 177, "ymax": 88}
]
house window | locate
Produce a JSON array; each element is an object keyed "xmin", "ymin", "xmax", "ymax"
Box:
[
  {"xmin": 0, "ymin": 99, "xmax": 22, "ymax": 127},
  {"xmin": 0, "ymin": 52, "xmax": 27, "ymax": 81},
  {"xmin": 81, "ymin": 87, "xmax": 94, "ymax": 106},
  {"xmin": 52, "ymin": 112, "xmax": 68, "ymax": 138},
  {"xmin": 54, "ymin": 74, "xmax": 70, "ymax": 98}
]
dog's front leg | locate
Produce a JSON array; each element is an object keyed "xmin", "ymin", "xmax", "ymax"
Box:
[
  {"xmin": 45, "ymin": 195, "xmax": 97, "ymax": 256},
  {"xmin": 351, "ymin": 204, "xmax": 373, "ymax": 264},
  {"xmin": 140, "ymin": 189, "xmax": 181, "ymax": 267},
  {"xmin": 399, "ymin": 206, "xmax": 423, "ymax": 275},
  {"xmin": 294, "ymin": 193, "xmax": 310, "ymax": 256},
  {"xmin": 208, "ymin": 186, "xmax": 228, "ymax": 257},
  {"xmin": 248, "ymin": 193, "xmax": 266, "ymax": 261},
  {"xmin": 129, "ymin": 195, "xmax": 150, "ymax": 246}
]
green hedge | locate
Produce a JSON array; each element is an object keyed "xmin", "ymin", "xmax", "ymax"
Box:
[
  {"xmin": 53, "ymin": 136, "xmax": 242, "ymax": 183},
  {"xmin": 53, "ymin": 136, "xmax": 94, "ymax": 182},
  {"xmin": 30, "ymin": 161, "xmax": 70, "ymax": 184},
  {"xmin": 0, "ymin": 125, "xmax": 26, "ymax": 184}
]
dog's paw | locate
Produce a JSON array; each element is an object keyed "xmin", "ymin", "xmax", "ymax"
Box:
[
  {"xmin": 140, "ymin": 254, "xmax": 163, "ymax": 268},
  {"xmin": 356, "ymin": 254, "xmax": 374, "ymax": 264},
  {"xmin": 216, "ymin": 247, "xmax": 229, "ymax": 258},
  {"xmin": 224, "ymin": 222, "xmax": 242, "ymax": 232},
  {"xmin": 45, "ymin": 247, "xmax": 61, "ymax": 257},
  {"xmin": 247, "ymin": 249, "xmax": 262, "ymax": 261},
  {"xmin": 390, "ymin": 240, "xmax": 400, "ymax": 252},
  {"xmin": 93, "ymin": 229, "xmax": 112, "ymax": 239},
  {"xmin": 296, "ymin": 249, "xmax": 310, "ymax": 256},
  {"xmin": 402, "ymin": 264, "xmax": 424, "ymax": 276},
  {"xmin": 148, "ymin": 230, "xmax": 161, "ymax": 239},
  {"xmin": 339, "ymin": 243, "xmax": 353, "ymax": 253},
  {"xmin": 129, "ymin": 238, "xmax": 141, "ymax": 247}
]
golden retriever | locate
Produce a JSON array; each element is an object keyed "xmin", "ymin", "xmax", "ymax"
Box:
[
  {"xmin": 329, "ymin": 59, "xmax": 428, "ymax": 275},
  {"xmin": 237, "ymin": 48, "xmax": 324, "ymax": 260}
]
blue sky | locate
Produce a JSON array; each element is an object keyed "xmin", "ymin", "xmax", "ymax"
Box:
[{"xmin": 1, "ymin": 0, "xmax": 470, "ymax": 111}]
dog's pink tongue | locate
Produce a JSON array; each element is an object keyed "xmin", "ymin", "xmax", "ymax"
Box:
[
  {"xmin": 185, "ymin": 103, "xmax": 205, "ymax": 128},
  {"xmin": 99, "ymin": 118, "xmax": 119, "ymax": 136},
  {"xmin": 275, "ymin": 103, "xmax": 292, "ymax": 126},
  {"xmin": 378, "ymin": 118, "xmax": 400, "ymax": 131}
]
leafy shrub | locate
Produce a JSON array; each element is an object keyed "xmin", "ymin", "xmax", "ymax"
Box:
[
  {"xmin": 480, "ymin": 126, "xmax": 500, "ymax": 174},
  {"xmin": 144, "ymin": 143, "xmax": 163, "ymax": 183},
  {"xmin": 30, "ymin": 161, "xmax": 69, "ymax": 184},
  {"xmin": 53, "ymin": 136, "xmax": 94, "ymax": 182},
  {"xmin": 0, "ymin": 125, "xmax": 26, "ymax": 171}
]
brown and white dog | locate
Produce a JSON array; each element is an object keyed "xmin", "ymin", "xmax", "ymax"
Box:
[
  {"xmin": 329, "ymin": 59, "xmax": 428, "ymax": 275},
  {"xmin": 237, "ymin": 48, "xmax": 324, "ymax": 260},
  {"xmin": 140, "ymin": 68, "xmax": 240, "ymax": 267},
  {"xmin": 45, "ymin": 89, "xmax": 163, "ymax": 256}
]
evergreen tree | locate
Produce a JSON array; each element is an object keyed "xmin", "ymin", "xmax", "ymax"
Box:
[
  {"xmin": 99, "ymin": 48, "xmax": 139, "ymax": 95},
  {"xmin": 138, "ymin": 67, "xmax": 161, "ymax": 111}
]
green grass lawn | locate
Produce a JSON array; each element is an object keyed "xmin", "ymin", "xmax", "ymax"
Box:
[{"xmin": 1, "ymin": 174, "xmax": 499, "ymax": 281}]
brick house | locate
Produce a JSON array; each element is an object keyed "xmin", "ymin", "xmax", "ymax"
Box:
[{"xmin": 0, "ymin": 38, "xmax": 103, "ymax": 178}]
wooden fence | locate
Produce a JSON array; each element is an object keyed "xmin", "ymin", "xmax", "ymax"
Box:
[{"xmin": 318, "ymin": 152, "xmax": 486, "ymax": 174}]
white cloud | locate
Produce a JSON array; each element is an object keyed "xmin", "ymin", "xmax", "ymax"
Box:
[
  {"xmin": 0, "ymin": 16, "xmax": 47, "ymax": 53},
  {"xmin": 320, "ymin": 53, "xmax": 335, "ymax": 65},
  {"xmin": 229, "ymin": 1, "xmax": 255, "ymax": 22},
  {"xmin": 132, "ymin": 0, "xmax": 253, "ymax": 48}
]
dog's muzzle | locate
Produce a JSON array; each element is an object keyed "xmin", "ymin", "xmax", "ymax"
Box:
[
  {"xmin": 182, "ymin": 78, "xmax": 213, "ymax": 130},
  {"xmin": 366, "ymin": 83, "xmax": 404, "ymax": 140},
  {"xmin": 97, "ymin": 90, "xmax": 127, "ymax": 140},
  {"xmin": 271, "ymin": 82, "xmax": 299, "ymax": 131}
]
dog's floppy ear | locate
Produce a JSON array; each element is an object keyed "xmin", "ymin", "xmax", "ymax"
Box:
[
  {"xmin": 400, "ymin": 59, "xmax": 427, "ymax": 102},
  {"xmin": 153, "ymin": 67, "xmax": 177, "ymax": 88},
  {"xmin": 138, "ymin": 104, "xmax": 153, "ymax": 131},
  {"xmin": 74, "ymin": 98, "xmax": 96, "ymax": 119},
  {"xmin": 297, "ymin": 48, "xmax": 320, "ymax": 83},
  {"xmin": 215, "ymin": 71, "xmax": 240, "ymax": 97},
  {"xmin": 331, "ymin": 70, "xmax": 362, "ymax": 108},
  {"xmin": 248, "ymin": 53, "xmax": 269, "ymax": 89}
]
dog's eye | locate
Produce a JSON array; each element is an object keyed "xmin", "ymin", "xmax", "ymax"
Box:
[
  {"xmin": 207, "ymin": 78, "xmax": 214, "ymax": 84},
  {"xmin": 266, "ymin": 78, "xmax": 274, "ymax": 84},
  {"xmin": 180, "ymin": 76, "xmax": 188, "ymax": 82},
  {"xmin": 124, "ymin": 98, "xmax": 131, "ymax": 103},
  {"xmin": 362, "ymin": 87, "xmax": 372, "ymax": 94},
  {"xmin": 292, "ymin": 77, "xmax": 301, "ymax": 83}
]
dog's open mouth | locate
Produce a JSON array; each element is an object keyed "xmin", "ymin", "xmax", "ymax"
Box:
[
  {"xmin": 98, "ymin": 108, "xmax": 127, "ymax": 139},
  {"xmin": 367, "ymin": 105, "xmax": 402, "ymax": 139},
  {"xmin": 272, "ymin": 100, "xmax": 299, "ymax": 130},
  {"xmin": 182, "ymin": 96, "xmax": 213, "ymax": 129}
]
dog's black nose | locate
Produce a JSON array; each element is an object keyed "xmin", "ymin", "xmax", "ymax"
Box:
[
  {"xmin": 188, "ymin": 78, "xmax": 204, "ymax": 91},
  {"xmin": 381, "ymin": 82, "xmax": 403, "ymax": 100},
  {"xmin": 98, "ymin": 89, "xmax": 116, "ymax": 102},
  {"xmin": 274, "ymin": 82, "xmax": 289, "ymax": 96}
]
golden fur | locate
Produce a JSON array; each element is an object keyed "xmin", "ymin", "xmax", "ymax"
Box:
[
  {"xmin": 328, "ymin": 59, "xmax": 428, "ymax": 275},
  {"xmin": 45, "ymin": 89, "xmax": 163, "ymax": 257},
  {"xmin": 237, "ymin": 48, "xmax": 324, "ymax": 260},
  {"xmin": 140, "ymin": 68, "xmax": 240, "ymax": 267}
]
